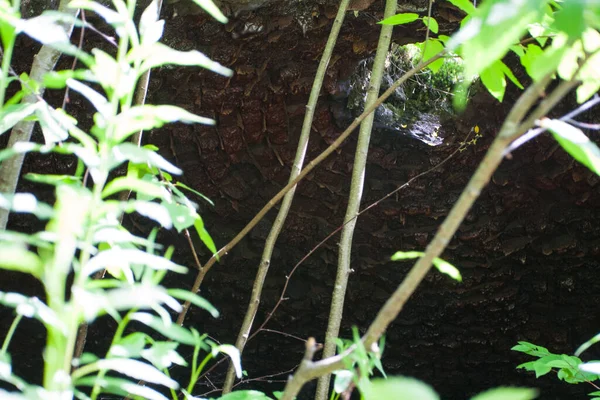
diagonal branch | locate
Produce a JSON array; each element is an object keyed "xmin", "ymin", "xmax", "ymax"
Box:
[
  {"xmin": 221, "ymin": 0, "xmax": 352, "ymax": 393},
  {"xmin": 176, "ymin": 51, "xmax": 446, "ymax": 326}
]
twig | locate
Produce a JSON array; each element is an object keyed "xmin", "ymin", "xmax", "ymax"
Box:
[
  {"xmin": 503, "ymin": 94, "xmax": 600, "ymax": 156},
  {"xmin": 221, "ymin": 0, "xmax": 352, "ymax": 393},
  {"xmin": 315, "ymin": 0, "xmax": 397, "ymax": 396},
  {"xmin": 175, "ymin": 51, "xmax": 446, "ymax": 327},
  {"xmin": 250, "ymin": 129, "xmax": 473, "ymax": 344}
]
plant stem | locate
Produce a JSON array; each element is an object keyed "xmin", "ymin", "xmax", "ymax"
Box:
[
  {"xmin": 176, "ymin": 52, "xmax": 446, "ymax": 327},
  {"xmin": 0, "ymin": 313, "xmax": 23, "ymax": 355},
  {"xmin": 0, "ymin": 34, "xmax": 16, "ymax": 108},
  {"xmin": 221, "ymin": 0, "xmax": 351, "ymax": 393},
  {"xmin": 0, "ymin": 0, "xmax": 78, "ymax": 229},
  {"xmin": 315, "ymin": 0, "xmax": 396, "ymax": 397}
]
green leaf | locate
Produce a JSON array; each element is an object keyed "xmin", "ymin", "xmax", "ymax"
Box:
[
  {"xmin": 194, "ymin": 215, "xmax": 218, "ymax": 257},
  {"xmin": 85, "ymin": 358, "xmax": 178, "ymax": 389},
  {"xmin": 0, "ymin": 192, "xmax": 54, "ymax": 219},
  {"xmin": 163, "ymin": 201, "xmax": 196, "ymax": 232},
  {"xmin": 141, "ymin": 341, "xmax": 186, "ymax": 369},
  {"xmin": 76, "ymin": 376, "xmax": 170, "ymax": 400},
  {"xmin": 82, "ymin": 249, "xmax": 187, "ymax": 277},
  {"xmin": 364, "ymin": 377, "xmax": 439, "ymax": 400},
  {"xmin": 66, "ymin": 79, "xmax": 111, "ymax": 117},
  {"xmin": 511, "ymin": 341, "xmax": 550, "ymax": 357},
  {"xmin": 139, "ymin": 0, "xmax": 164, "ymax": 45},
  {"xmin": 480, "ymin": 61, "xmax": 507, "ymax": 102},
  {"xmin": 528, "ymin": 33, "xmax": 569, "ymax": 82},
  {"xmin": 576, "ymin": 333, "xmax": 600, "ymax": 356},
  {"xmin": 499, "ymin": 61, "xmax": 523, "ymax": 89},
  {"xmin": 0, "ymin": 291, "xmax": 63, "ymax": 330},
  {"xmin": 35, "ymin": 103, "xmax": 73, "ymax": 144},
  {"xmin": 43, "ymin": 69, "xmax": 97, "ymax": 89},
  {"xmin": 448, "ymin": 0, "xmax": 550, "ymax": 79},
  {"xmin": 422, "ymin": 39, "xmax": 445, "ymax": 73},
  {"xmin": 167, "ymin": 288, "xmax": 219, "ymax": 318},
  {"xmin": 130, "ymin": 312, "xmax": 197, "ymax": 345},
  {"xmin": 189, "ymin": 0, "xmax": 228, "ymax": 24},
  {"xmin": 432, "ymin": 257, "xmax": 462, "ymax": 282},
  {"xmin": 333, "ymin": 370, "xmax": 354, "ymax": 393},
  {"xmin": 114, "ymin": 105, "xmax": 214, "ymax": 142},
  {"xmin": 470, "ymin": 387, "xmax": 538, "ymax": 400},
  {"xmin": 15, "ymin": 14, "xmax": 71, "ymax": 44},
  {"xmin": 102, "ymin": 176, "xmax": 171, "ymax": 201},
  {"xmin": 0, "ymin": 243, "xmax": 42, "ymax": 278},
  {"xmin": 112, "ymin": 332, "xmax": 149, "ymax": 358},
  {"xmin": 90, "ymin": 48, "xmax": 134, "ymax": 98},
  {"xmin": 0, "ymin": 102, "xmax": 40, "ymax": 135},
  {"xmin": 212, "ymin": 344, "xmax": 242, "ymax": 378},
  {"xmin": 69, "ymin": 0, "xmax": 129, "ymax": 38},
  {"xmin": 422, "ymin": 16, "xmax": 439, "ymax": 34},
  {"xmin": 379, "ymin": 13, "xmax": 420, "ymax": 26},
  {"xmin": 126, "ymin": 200, "xmax": 173, "ymax": 229},
  {"xmin": 533, "ymin": 360, "xmax": 552, "ymax": 377},
  {"xmin": 446, "ymin": 0, "xmax": 475, "ymax": 15},
  {"xmin": 108, "ymin": 143, "xmax": 182, "ymax": 175},
  {"xmin": 175, "ymin": 182, "xmax": 214, "ymax": 206},
  {"xmin": 539, "ymin": 118, "xmax": 600, "ymax": 176},
  {"xmin": 391, "ymin": 251, "xmax": 461, "ymax": 281},
  {"xmin": 218, "ymin": 391, "xmax": 273, "ymax": 400},
  {"xmin": 553, "ymin": 0, "xmax": 585, "ymax": 40},
  {"xmin": 128, "ymin": 43, "xmax": 232, "ymax": 77},
  {"xmin": 24, "ymin": 173, "xmax": 80, "ymax": 186}
]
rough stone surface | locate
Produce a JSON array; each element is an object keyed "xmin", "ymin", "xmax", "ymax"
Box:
[{"xmin": 1, "ymin": 1, "xmax": 600, "ymax": 400}]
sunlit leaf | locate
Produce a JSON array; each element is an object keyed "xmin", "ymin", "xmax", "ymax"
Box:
[
  {"xmin": 163, "ymin": 201, "xmax": 196, "ymax": 232},
  {"xmin": 102, "ymin": 176, "xmax": 171, "ymax": 201},
  {"xmin": 113, "ymin": 105, "xmax": 214, "ymax": 142},
  {"xmin": 470, "ymin": 387, "xmax": 538, "ymax": 400},
  {"xmin": 391, "ymin": 251, "xmax": 461, "ymax": 281},
  {"xmin": 126, "ymin": 200, "xmax": 173, "ymax": 229},
  {"xmin": 0, "ymin": 291, "xmax": 63, "ymax": 331},
  {"xmin": 212, "ymin": 344, "xmax": 242, "ymax": 378},
  {"xmin": 0, "ymin": 243, "xmax": 42, "ymax": 277},
  {"xmin": 24, "ymin": 173, "xmax": 80, "ymax": 186},
  {"xmin": 0, "ymin": 102, "xmax": 40, "ymax": 135},
  {"xmin": 581, "ymin": 362, "xmax": 600, "ymax": 375},
  {"xmin": 379, "ymin": 13, "xmax": 419, "ymax": 26},
  {"xmin": 0, "ymin": 192, "xmax": 53, "ymax": 219},
  {"xmin": 108, "ymin": 143, "xmax": 182, "ymax": 175},
  {"xmin": 448, "ymin": 0, "xmax": 550, "ymax": 79},
  {"xmin": 76, "ymin": 376, "xmax": 169, "ymax": 400},
  {"xmin": 189, "ymin": 0, "xmax": 228, "ymax": 24},
  {"xmin": 422, "ymin": 39, "xmax": 445, "ymax": 73},
  {"xmin": 446, "ymin": 0, "xmax": 475, "ymax": 15},
  {"xmin": 128, "ymin": 43, "xmax": 232, "ymax": 76},
  {"xmin": 141, "ymin": 341, "xmax": 186, "ymax": 369},
  {"xmin": 167, "ymin": 288, "xmax": 219, "ymax": 318},
  {"xmin": 553, "ymin": 0, "xmax": 585, "ymax": 40},
  {"xmin": 333, "ymin": 370, "xmax": 353, "ymax": 394},
  {"xmin": 422, "ymin": 16, "xmax": 439, "ymax": 34},
  {"xmin": 66, "ymin": 79, "xmax": 111, "ymax": 118},
  {"xmin": 364, "ymin": 377, "xmax": 439, "ymax": 400},
  {"xmin": 218, "ymin": 391, "xmax": 273, "ymax": 400},
  {"xmin": 539, "ymin": 118, "xmax": 600, "ymax": 176},
  {"xmin": 130, "ymin": 312, "xmax": 196, "ymax": 345},
  {"xmin": 84, "ymin": 358, "xmax": 178, "ymax": 388},
  {"xmin": 43, "ymin": 69, "xmax": 97, "ymax": 89},
  {"xmin": 480, "ymin": 61, "xmax": 507, "ymax": 102},
  {"xmin": 15, "ymin": 14, "xmax": 71, "ymax": 44},
  {"xmin": 194, "ymin": 215, "xmax": 218, "ymax": 257},
  {"xmin": 112, "ymin": 332, "xmax": 149, "ymax": 358},
  {"xmin": 82, "ymin": 248, "xmax": 187, "ymax": 277}
]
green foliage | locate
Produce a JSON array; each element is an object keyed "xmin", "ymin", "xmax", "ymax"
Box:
[
  {"xmin": 391, "ymin": 251, "xmax": 462, "ymax": 281},
  {"xmin": 512, "ymin": 341, "xmax": 600, "ymax": 398},
  {"xmin": 0, "ymin": 0, "xmax": 238, "ymax": 399}
]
